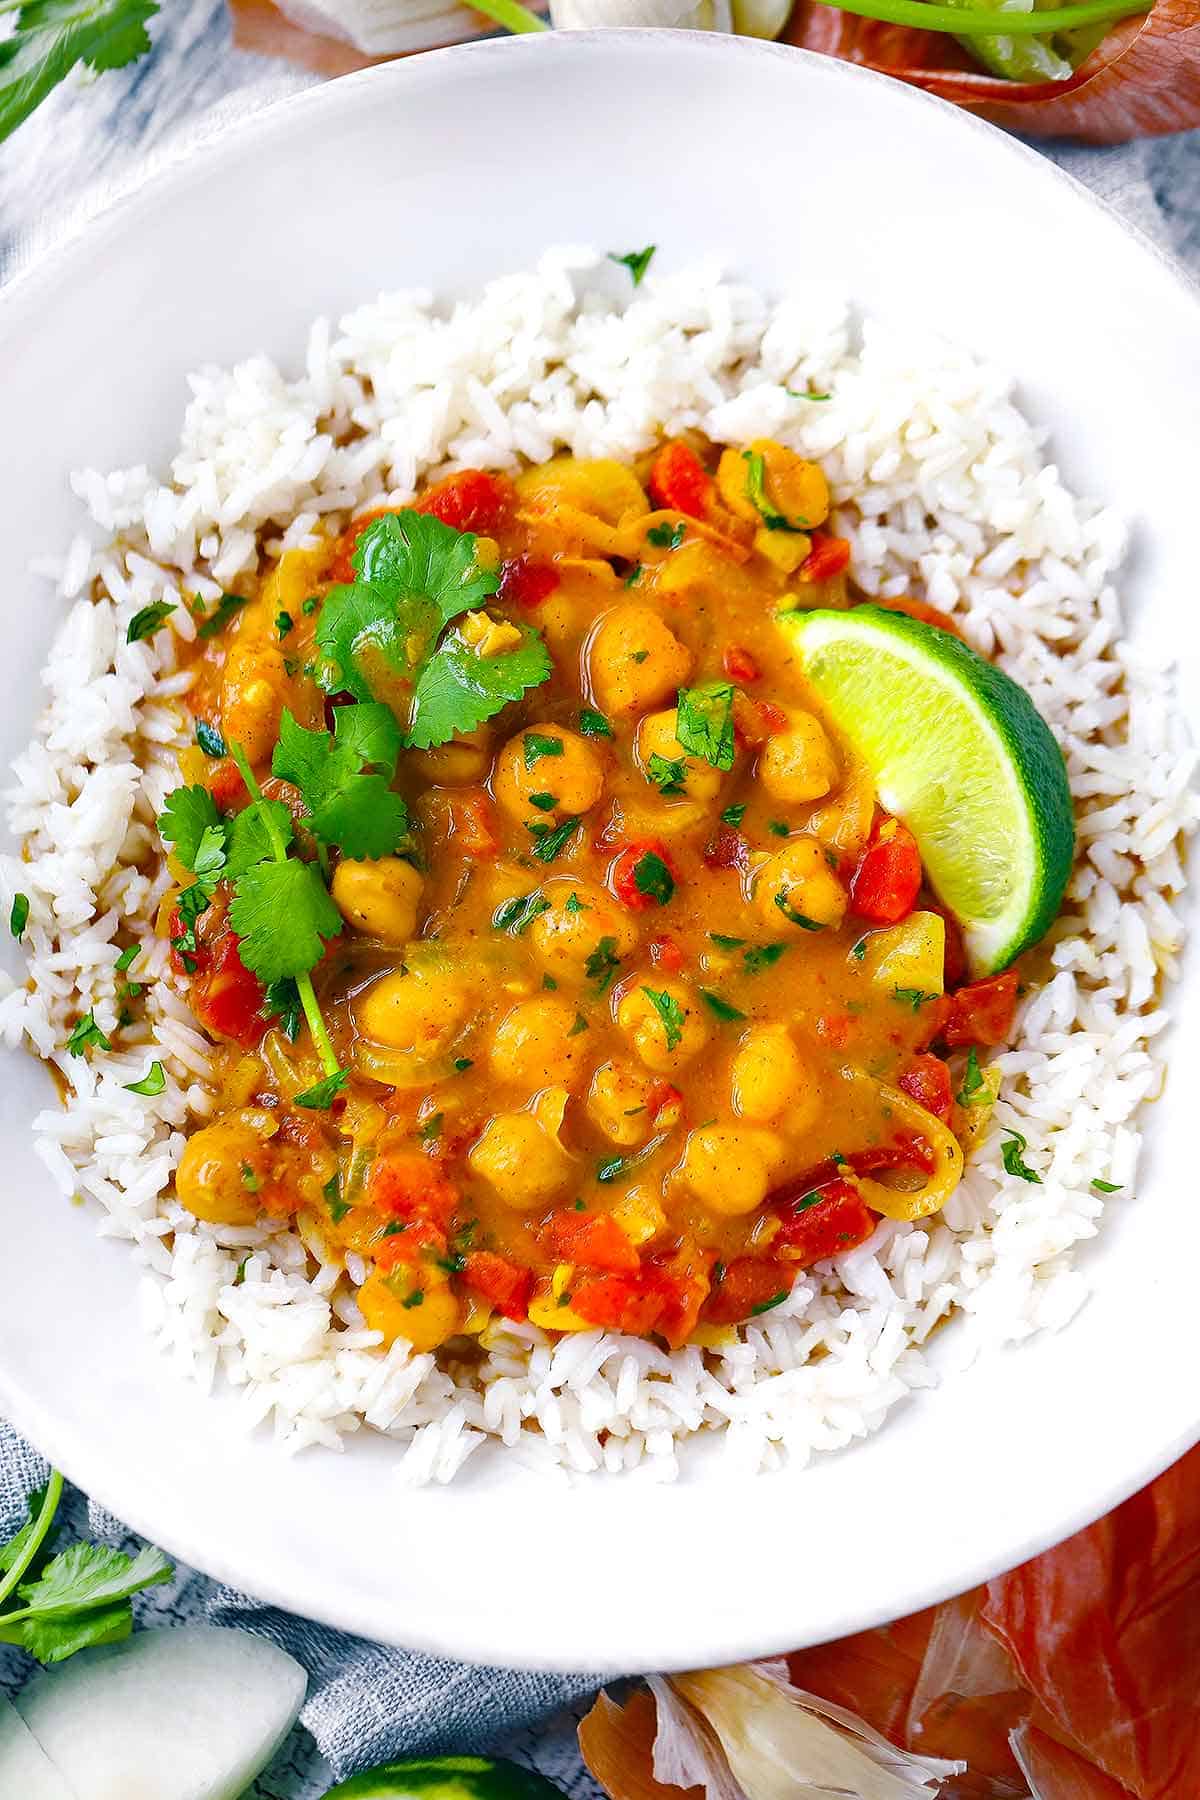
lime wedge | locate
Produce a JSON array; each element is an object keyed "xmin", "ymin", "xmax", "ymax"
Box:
[{"xmin": 780, "ymin": 605, "xmax": 1075, "ymax": 974}]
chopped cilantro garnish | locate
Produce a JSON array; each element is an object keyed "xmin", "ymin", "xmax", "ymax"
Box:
[
  {"xmin": 676, "ymin": 682, "xmax": 736, "ymax": 771},
  {"xmin": 629, "ymin": 647, "xmax": 649, "ymax": 662},
  {"xmin": 453, "ymin": 1056, "xmax": 474, "ymax": 1073},
  {"xmin": 574, "ymin": 1198, "xmax": 587, "ymax": 1212},
  {"xmin": 624, "ymin": 565, "xmax": 643, "ymax": 590},
  {"xmin": 234, "ymin": 1256, "xmax": 250, "ymax": 1286},
  {"xmin": 743, "ymin": 943, "xmax": 787, "ymax": 974},
  {"xmin": 956, "ymin": 1047, "xmax": 986, "ymax": 1105},
  {"xmin": 295, "ymin": 1069, "xmax": 349, "ymax": 1111},
  {"xmin": 302, "ymin": 596, "xmax": 321, "ymax": 616},
  {"xmin": 742, "ymin": 449, "xmax": 809, "ymax": 532},
  {"xmin": 585, "ymin": 936, "xmax": 621, "ymax": 993},
  {"xmin": 276, "ymin": 610, "xmax": 294, "ymax": 638},
  {"xmin": 786, "ymin": 388, "xmax": 831, "ymax": 402},
  {"xmin": 523, "ymin": 732, "xmax": 564, "ymax": 770},
  {"xmin": 1092, "ymin": 1178, "xmax": 1122, "ymax": 1193},
  {"xmin": 542, "ymin": 974, "xmax": 558, "ymax": 990},
  {"xmin": 767, "ymin": 820, "xmax": 790, "ymax": 837},
  {"xmin": 568, "ymin": 1012, "xmax": 589, "ymax": 1037},
  {"xmin": 774, "ymin": 893, "xmax": 824, "ymax": 930},
  {"xmin": 597, "ymin": 1154, "xmax": 628, "ymax": 1184},
  {"xmin": 230, "ymin": 857, "xmax": 342, "ymax": 986},
  {"xmin": 197, "ymin": 593, "xmax": 247, "ymax": 639},
  {"xmin": 158, "ymin": 784, "xmax": 221, "ymax": 870},
  {"xmin": 700, "ymin": 990, "xmax": 745, "ymax": 1022},
  {"xmin": 633, "ymin": 850, "xmax": 675, "ymax": 906},
  {"xmin": 67, "ymin": 1011, "xmax": 111, "ymax": 1058},
  {"xmin": 314, "ymin": 511, "xmax": 550, "ymax": 748},
  {"xmin": 528, "ymin": 791, "xmax": 558, "ymax": 812},
  {"xmin": 1000, "ymin": 1129, "xmax": 1041, "ymax": 1184},
  {"xmin": 240, "ymin": 1162, "xmax": 261, "ymax": 1193},
  {"xmin": 123, "ymin": 1060, "xmax": 165, "ymax": 1096},
  {"xmin": 493, "ymin": 892, "xmax": 551, "ymax": 935},
  {"xmin": 565, "ymin": 892, "xmax": 588, "ymax": 914},
  {"xmin": 646, "ymin": 520, "xmax": 686, "ymax": 550},
  {"xmin": 750, "ymin": 1291, "xmax": 789, "ymax": 1316},
  {"xmin": 262, "ymin": 976, "xmax": 302, "ymax": 1041},
  {"xmin": 9, "ymin": 893, "xmax": 29, "ymax": 939},
  {"xmin": 126, "ymin": 600, "xmax": 175, "ymax": 644},
  {"xmin": 401, "ymin": 1288, "xmax": 426, "ymax": 1311},
  {"xmin": 893, "ymin": 985, "xmax": 937, "ymax": 1012},
  {"xmin": 608, "ymin": 245, "xmax": 656, "ymax": 286},
  {"xmin": 525, "ymin": 816, "xmax": 581, "ymax": 863},
  {"xmin": 646, "ymin": 753, "xmax": 687, "ymax": 797},
  {"xmin": 578, "ymin": 708, "xmax": 613, "ymax": 740},
  {"xmin": 114, "ymin": 944, "xmax": 139, "ymax": 974},
  {"xmin": 708, "ymin": 933, "xmax": 745, "ymax": 950},
  {"xmin": 850, "ymin": 936, "xmax": 868, "ymax": 962},
  {"xmin": 720, "ymin": 803, "xmax": 747, "ymax": 826},
  {"xmin": 641, "ymin": 985, "xmax": 685, "ymax": 1051},
  {"xmin": 195, "ymin": 718, "xmax": 227, "ymax": 758},
  {"xmin": 418, "ymin": 1112, "xmax": 444, "ymax": 1144}
]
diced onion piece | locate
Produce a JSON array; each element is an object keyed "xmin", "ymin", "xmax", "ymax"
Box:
[
  {"xmin": 14, "ymin": 1625, "xmax": 306, "ymax": 1800},
  {"xmin": 854, "ymin": 1081, "xmax": 964, "ymax": 1222},
  {"xmin": 551, "ymin": 0, "xmax": 732, "ymax": 27},
  {"xmin": 857, "ymin": 910, "xmax": 945, "ymax": 997}
]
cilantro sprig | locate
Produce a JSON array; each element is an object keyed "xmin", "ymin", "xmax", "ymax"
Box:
[
  {"xmin": 272, "ymin": 705, "xmax": 408, "ymax": 860},
  {"xmin": 0, "ymin": 0, "xmax": 158, "ymax": 148},
  {"xmin": 676, "ymin": 682, "xmax": 736, "ymax": 772},
  {"xmin": 313, "ymin": 511, "xmax": 551, "ymax": 749}
]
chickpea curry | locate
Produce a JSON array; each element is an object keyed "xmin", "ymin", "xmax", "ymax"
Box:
[{"xmin": 162, "ymin": 439, "xmax": 1024, "ymax": 1354}]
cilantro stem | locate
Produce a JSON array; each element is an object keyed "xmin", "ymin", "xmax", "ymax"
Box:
[
  {"xmin": 807, "ymin": 0, "xmax": 1140, "ymax": 32},
  {"xmin": 0, "ymin": 1468, "xmax": 62, "ymax": 1609},
  {"xmin": 469, "ymin": 0, "xmax": 548, "ymax": 30},
  {"xmin": 227, "ymin": 743, "xmax": 341, "ymax": 1080}
]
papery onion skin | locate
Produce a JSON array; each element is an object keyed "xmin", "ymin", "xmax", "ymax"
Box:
[{"xmin": 784, "ymin": 0, "xmax": 1200, "ymax": 142}]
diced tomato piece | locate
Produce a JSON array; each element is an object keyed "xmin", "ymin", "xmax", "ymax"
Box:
[
  {"xmin": 723, "ymin": 643, "xmax": 760, "ymax": 684},
  {"xmin": 188, "ymin": 932, "xmax": 267, "ymax": 1050},
  {"xmin": 367, "ymin": 1151, "xmax": 459, "ymax": 1225},
  {"xmin": 865, "ymin": 595, "xmax": 969, "ymax": 644},
  {"xmin": 207, "ymin": 759, "xmax": 246, "ymax": 810},
  {"xmin": 413, "ymin": 469, "xmax": 515, "ymax": 535},
  {"xmin": 545, "ymin": 1208, "xmax": 639, "ymax": 1273},
  {"xmin": 702, "ymin": 1257, "xmax": 792, "ymax": 1327},
  {"xmin": 447, "ymin": 790, "xmax": 499, "ymax": 860},
  {"xmin": 645, "ymin": 1080, "xmax": 684, "ymax": 1129},
  {"xmin": 462, "ymin": 1250, "xmax": 532, "ymax": 1320},
  {"xmin": 702, "ymin": 824, "xmax": 749, "ymax": 871},
  {"xmin": 897, "ymin": 1054, "xmax": 953, "ymax": 1121},
  {"xmin": 648, "ymin": 935, "xmax": 685, "ymax": 974},
  {"xmin": 800, "ymin": 533, "xmax": 852, "ymax": 583},
  {"xmin": 651, "ymin": 1245, "xmax": 713, "ymax": 1349},
  {"xmin": 375, "ymin": 1216, "xmax": 449, "ymax": 1271},
  {"xmin": 610, "ymin": 839, "xmax": 679, "ymax": 912},
  {"xmin": 571, "ymin": 1268, "xmax": 674, "ymax": 1337},
  {"xmin": 942, "ymin": 968, "xmax": 1020, "ymax": 1047},
  {"xmin": 497, "ymin": 554, "xmax": 560, "ymax": 609},
  {"xmin": 647, "ymin": 441, "xmax": 713, "ymax": 520},
  {"xmin": 850, "ymin": 820, "xmax": 923, "ymax": 924},
  {"xmin": 772, "ymin": 1176, "xmax": 876, "ymax": 1265},
  {"xmin": 850, "ymin": 1133, "xmax": 936, "ymax": 1178}
]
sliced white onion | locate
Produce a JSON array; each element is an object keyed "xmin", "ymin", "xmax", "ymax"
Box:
[
  {"xmin": 0, "ymin": 1693, "xmax": 75, "ymax": 1800},
  {"xmin": 273, "ymin": 0, "xmax": 545, "ymax": 55},
  {"xmin": 14, "ymin": 1625, "xmax": 307, "ymax": 1800},
  {"xmin": 550, "ymin": 0, "xmax": 733, "ymax": 29}
]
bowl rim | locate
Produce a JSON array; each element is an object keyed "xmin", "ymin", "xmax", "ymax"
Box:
[{"xmin": 2, "ymin": 28, "xmax": 1198, "ymax": 1673}]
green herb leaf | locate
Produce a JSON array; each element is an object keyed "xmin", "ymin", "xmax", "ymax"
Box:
[
  {"xmin": 578, "ymin": 707, "xmax": 613, "ymax": 740},
  {"xmin": 66, "ymin": 1011, "xmax": 111, "ymax": 1058},
  {"xmin": 408, "ymin": 618, "xmax": 552, "ymax": 750},
  {"xmin": 641, "ymin": 985, "xmax": 685, "ymax": 1051},
  {"xmin": 453, "ymin": 1056, "xmax": 473, "ymax": 1073},
  {"xmin": 10, "ymin": 893, "xmax": 29, "ymax": 938},
  {"xmin": 850, "ymin": 936, "xmax": 868, "ymax": 962},
  {"xmin": 123, "ymin": 1061, "xmax": 165, "ymax": 1096},
  {"xmin": 720, "ymin": 803, "xmax": 747, "ymax": 826},
  {"xmin": 523, "ymin": 731, "xmax": 564, "ymax": 770},
  {"xmin": 893, "ymin": 985, "xmax": 937, "ymax": 1012},
  {"xmin": 262, "ymin": 976, "xmax": 302, "ymax": 1041},
  {"xmin": 126, "ymin": 600, "xmax": 175, "ymax": 644},
  {"xmin": 224, "ymin": 798, "xmax": 295, "ymax": 880},
  {"xmin": 1000, "ymin": 1128, "xmax": 1042, "ymax": 1184},
  {"xmin": 271, "ymin": 709, "xmax": 408, "ymax": 860},
  {"xmin": 585, "ymin": 936, "xmax": 622, "ymax": 993},
  {"xmin": 786, "ymin": 388, "xmax": 831, "ymax": 402},
  {"xmin": 768, "ymin": 820, "xmax": 790, "ymax": 837},
  {"xmin": 608, "ymin": 245, "xmax": 656, "ymax": 286},
  {"xmin": 418, "ymin": 1111, "xmax": 444, "ymax": 1144},
  {"xmin": 240, "ymin": 1163, "xmax": 261, "ymax": 1193},
  {"xmin": 624, "ymin": 564, "xmax": 643, "ymax": 589},
  {"xmin": 708, "ymin": 933, "xmax": 745, "ymax": 950},
  {"xmin": 597, "ymin": 1154, "xmax": 629, "ymax": 1183},
  {"xmin": 275, "ymin": 610, "xmax": 294, "ymax": 639},
  {"xmin": 195, "ymin": 718, "xmax": 227, "ymax": 758},
  {"xmin": 528, "ymin": 791, "xmax": 558, "ymax": 813},
  {"xmin": 228, "ymin": 858, "xmax": 342, "ymax": 985},
  {"xmin": 494, "ymin": 892, "xmax": 551, "ymax": 935},
  {"xmin": 646, "ymin": 520, "xmax": 686, "ymax": 550},
  {"xmin": 568, "ymin": 1012, "xmax": 589, "ymax": 1037},
  {"xmin": 700, "ymin": 989, "xmax": 746, "ymax": 1022},
  {"xmin": 294, "ymin": 1069, "xmax": 349, "ymax": 1111},
  {"xmin": 158, "ymin": 785, "xmax": 223, "ymax": 873},
  {"xmin": 332, "ymin": 700, "xmax": 402, "ymax": 777},
  {"xmin": 646, "ymin": 753, "xmax": 687, "ymax": 797},
  {"xmin": 197, "ymin": 593, "xmax": 248, "ymax": 639},
  {"xmin": 0, "ymin": 0, "xmax": 158, "ymax": 151},
  {"xmin": 743, "ymin": 943, "xmax": 787, "ymax": 974},
  {"xmin": 742, "ymin": 449, "xmax": 808, "ymax": 532},
  {"xmin": 633, "ymin": 850, "xmax": 675, "ymax": 906},
  {"xmin": 774, "ymin": 893, "xmax": 824, "ymax": 931},
  {"xmin": 525, "ymin": 816, "xmax": 581, "ymax": 864},
  {"xmin": 676, "ymin": 682, "xmax": 736, "ymax": 771},
  {"xmin": 565, "ymin": 892, "xmax": 588, "ymax": 913},
  {"xmin": 956, "ymin": 1047, "xmax": 986, "ymax": 1106},
  {"xmin": 1092, "ymin": 1177, "xmax": 1122, "ymax": 1194},
  {"xmin": 750, "ymin": 1290, "xmax": 789, "ymax": 1316},
  {"xmin": 114, "ymin": 944, "xmax": 139, "ymax": 974}
]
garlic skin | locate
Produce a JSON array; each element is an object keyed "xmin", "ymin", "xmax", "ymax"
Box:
[
  {"xmin": 550, "ymin": 0, "xmax": 733, "ymax": 29},
  {"xmin": 273, "ymin": 0, "xmax": 544, "ymax": 53}
]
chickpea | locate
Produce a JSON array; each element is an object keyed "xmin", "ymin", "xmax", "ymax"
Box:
[
  {"xmin": 586, "ymin": 1059, "xmax": 652, "ymax": 1148},
  {"xmin": 331, "ymin": 856, "xmax": 423, "ymax": 942},
  {"xmin": 527, "ymin": 877, "xmax": 639, "ymax": 985},
  {"xmin": 409, "ymin": 729, "xmax": 491, "ymax": 786},
  {"xmin": 756, "ymin": 710, "xmax": 838, "ymax": 805},
  {"xmin": 753, "ymin": 837, "xmax": 847, "ymax": 933},
  {"xmin": 615, "ymin": 977, "xmax": 710, "ymax": 1074},
  {"xmin": 355, "ymin": 965, "xmax": 469, "ymax": 1057},
  {"xmin": 468, "ymin": 1110, "xmax": 573, "ymax": 1210},
  {"xmin": 358, "ymin": 1267, "xmax": 463, "ymax": 1352},
  {"xmin": 716, "ymin": 440, "xmax": 830, "ymax": 532},
  {"xmin": 635, "ymin": 708, "xmax": 724, "ymax": 803},
  {"xmin": 674, "ymin": 1125, "xmax": 781, "ymax": 1216},
  {"xmin": 175, "ymin": 1108, "xmax": 279, "ymax": 1226},
  {"xmin": 587, "ymin": 605, "xmax": 692, "ymax": 717},
  {"xmin": 731, "ymin": 1026, "xmax": 819, "ymax": 1130},
  {"xmin": 490, "ymin": 995, "xmax": 591, "ymax": 1089},
  {"xmin": 493, "ymin": 725, "xmax": 605, "ymax": 825}
]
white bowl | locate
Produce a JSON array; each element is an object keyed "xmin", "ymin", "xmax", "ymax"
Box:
[{"xmin": 1, "ymin": 32, "xmax": 1197, "ymax": 1674}]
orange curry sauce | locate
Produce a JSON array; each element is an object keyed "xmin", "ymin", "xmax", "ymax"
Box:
[{"xmin": 166, "ymin": 441, "xmax": 1019, "ymax": 1352}]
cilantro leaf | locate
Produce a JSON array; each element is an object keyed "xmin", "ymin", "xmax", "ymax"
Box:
[
  {"xmin": 332, "ymin": 700, "xmax": 401, "ymax": 777},
  {"xmin": 632, "ymin": 850, "xmax": 675, "ymax": 906},
  {"xmin": 493, "ymin": 892, "xmax": 551, "ymax": 935},
  {"xmin": 585, "ymin": 936, "xmax": 622, "ymax": 993},
  {"xmin": 647, "ymin": 520, "xmax": 686, "ymax": 550},
  {"xmin": 0, "ymin": 0, "xmax": 158, "ymax": 148},
  {"xmin": 578, "ymin": 708, "xmax": 613, "ymax": 740},
  {"xmin": 295, "ymin": 1069, "xmax": 349, "ymax": 1110},
  {"xmin": 742, "ymin": 449, "xmax": 809, "ymax": 532},
  {"xmin": 956, "ymin": 1046, "xmax": 986, "ymax": 1106},
  {"xmin": 262, "ymin": 976, "xmax": 302, "ymax": 1040},
  {"xmin": 1092, "ymin": 1177, "xmax": 1122, "ymax": 1194},
  {"xmin": 676, "ymin": 682, "xmax": 736, "ymax": 771},
  {"xmin": 228, "ymin": 858, "xmax": 341, "ymax": 985},
  {"xmin": 893, "ymin": 985, "xmax": 937, "ymax": 1012},
  {"xmin": 15, "ymin": 1540, "xmax": 172, "ymax": 1619},
  {"xmin": 14, "ymin": 1601, "xmax": 133, "ymax": 1665},
  {"xmin": 750, "ymin": 1290, "xmax": 789, "ymax": 1316},
  {"xmin": 525, "ymin": 815, "xmax": 581, "ymax": 864},
  {"xmin": 224, "ymin": 798, "xmax": 294, "ymax": 879},
  {"xmin": 197, "ymin": 593, "xmax": 247, "ymax": 639},
  {"xmin": 407, "ymin": 619, "xmax": 552, "ymax": 750},
  {"xmin": 641, "ymin": 985, "xmax": 685, "ymax": 1051},
  {"xmin": 66, "ymin": 1011, "xmax": 111, "ymax": 1058},
  {"xmin": 646, "ymin": 753, "xmax": 687, "ymax": 796},
  {"xmin": 10, "ymin": 893, "xmax": 29, "ymax": 938},
  {"xmin": 775, "ymin": 893, "xmax": 825, "ymax": 931},
  {"xmin": 608, "ymin": 245, "xmax": 656, "ymax": 286},
  {"xmin": 743, "ymin": 943, "xmax": 787, "ymax": 974},
  {"xmin": 700, "ymin": 989, "xmax": 745, "ymax": 1022},
  {"xmin": 1000, "ymin": 1128, "xmax": 1042, "ymax": 1184},
  {"xmin": 124, "ymin": 1060, "xmax": 165, "ymax": 1096},
  {"xmin": 271, "ymin": 710, "xmax": 408, "ymax": 860},
  {"xmin": 315, "ymin": 511, "xmax": 499, "ymax": 702},
  {"xmin": 523, "ymin": 731, "xmax": 564, "ymax": 770},
  {"xmin": 720, "ymin": 803, "xmax": 747, "ymax": 826},
  {"xmin": 158, "ymin": 785, "xmax": 222, "ymax": 872},
  {"xmin": 126, "ymin": 600, "xmax": 175, "ymax": 644},
  {"xmin": 195, "ymin": 718, "xmax": 227, "ymax": 758}
]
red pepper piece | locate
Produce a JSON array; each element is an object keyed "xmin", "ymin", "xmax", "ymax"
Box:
[
  {"xmin": 497, "ymin": 554, "xmax": 560, "ymax": 609},
  {"xmin": 571, "ymin": 1268, "xmax": 675, "ymax": 1337},
  {"xmin": 800, "ymin": 533, "xmax": 852, "ymax": 582},
  {"xmin": 897, "ymin": 1053, "xmax": 954, "ymax": 1120},
  {"xmin": 942, "ymin": 968, "xmax": 1020, "ymax": 1047},
  {"xmin": 723, "ymin": 643, "xmax": 760, "ymax": 683},
  {"xmin": 207, "ymin": 759, "xmax": 246, "ymax": 811},
  {"xmin": 544, "ymin": 1209, "xmax": 639, "ymax": 1273},
  {"xmin": 462, "ymin": 1250, "xmax": 532, "ymax": 1320},
  {"xmin": 413, "ymin": 469, "xmax": 515, "ymax": 534},
  {"xmin": 702, "ymin": 1257, "xmax": 792, "ymax": 1327},
  {"xmin": 645, "ymin": 1080, "xmax": 684, "ymax": 1129},
  {"xmin": 375, "ymin": 1217, "xmax": 449, "ymax": 1270},
  {"xmin": 648, "ymin": 935, "xmax": 684, "ymax": 973},
  {"xmin": 773, "ymin": 1176, "xmax": 877, "ymax": 1265},
  {"xmin": 850, "ymin": 820, "xmax": 923, "ymax": 924},
  {"xmin": 850, "ymin": 1133, "xmax": 936, "ymax": 1178},
  {"xmin": 367, "ymin": 1152, "xmax": 459, "ymax": 1226},
  {"xmin": 702, "ymin": 824, "xmax": 749, "ymax": 871},
  {"xmin": 187, "ymin": 932, "xmax": 267, "ymax": 1050},
  {"xmin": 647, "ymin": 441, "xmax": 713, "ymax": 520}
]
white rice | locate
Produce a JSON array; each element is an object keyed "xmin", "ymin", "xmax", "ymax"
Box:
[{"xmin": 3, "ymin": 246, "xmax": 1195, "ymax": 1485}]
